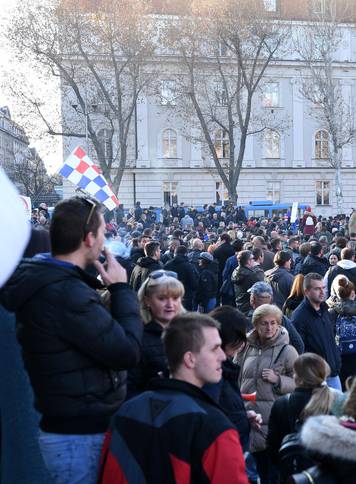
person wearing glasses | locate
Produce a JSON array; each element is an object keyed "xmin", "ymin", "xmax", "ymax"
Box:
[
  {"xmin": 127, "ymin": 270, "xmax": 185, "ymax": 398},
  {"xmin": 1, "ymin": 196, "xmax": 143, "ymax": 484},
  {"xmin": 237, "ymin": 304, "xmax": 298, "ymax": 484}
]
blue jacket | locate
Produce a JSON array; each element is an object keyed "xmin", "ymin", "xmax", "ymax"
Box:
[{"xmin": 291, "ymin": 298, "xmax": 341, "ymax": 376}]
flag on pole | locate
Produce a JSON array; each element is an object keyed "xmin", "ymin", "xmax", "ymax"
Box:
[{"xmin": 59, "ymin": 146, "xmax": 119, "ymax": 211}]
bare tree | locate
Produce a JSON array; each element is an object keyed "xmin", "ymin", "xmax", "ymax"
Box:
[
  {"xmin": 4, "ymin": 147, "xmax": 61, "ymax": 203},
  {"xmin": 163, "ymin": 0, "xmax": 289, "ymax": 202},
  {"xmin": 7, "ymin": 0, "xmax": 157, "ymax": 195},
  {"xmin": 295, "ymin": 0, "xmax": 355, "ymax": 213}
]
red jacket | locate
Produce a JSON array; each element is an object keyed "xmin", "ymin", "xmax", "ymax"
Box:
[{"xmin": 98, "ymin": 379, "xmax": 248, "ymax": 484}]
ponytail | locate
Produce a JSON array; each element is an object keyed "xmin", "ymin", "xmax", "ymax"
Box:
[{"xmin": 301, "ymin": 384, "xmax": 335, "ymax": 421}]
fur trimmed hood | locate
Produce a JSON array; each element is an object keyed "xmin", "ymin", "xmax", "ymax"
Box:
[{"xmin": 301, "ymin": 415, "xmax": 356, "ymax": 463}]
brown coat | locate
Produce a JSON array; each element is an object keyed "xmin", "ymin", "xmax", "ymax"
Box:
[{"xmin": 238, "ymin": 326, "xmax": 298, "ymax": 452}]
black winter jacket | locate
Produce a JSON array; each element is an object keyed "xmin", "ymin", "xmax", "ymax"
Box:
[
  {"xmin": 213, "ymin": 242, "xmax": 236, "ymax": 275},
  {"xmin": 126, "ymin": 320, "xmax": 167, "ymax": 399},
  {"xmin": 195, "ymin": 263, "xmax": 219, "ymax": 307},
  {"xmin": 291, "ymin": 298, "xmax": 341, "ymax": 376},
  {"xmin": 232, "ymin": 265, "xmax": 264, "ymax": 313},
  {"xmin": 129, "ymin": 256, "xmax": 162, "ymax": 291},
  {"xmin": 300, "ymin": 255, "xmax": 329, "ymax": 277},
  {"xmin": 265, "ymin": 266, "xmax": 294, "ymax": 309},
  {"xmin": 164, "ymin": 255, "xmax": 198, "ymax": 299},
  {"xmin": 0, "ymin": 258, "xmax": 143, "ymax": 434},
  {"xmin": 204, "ymin": 359, "xmax": 250, "ymax": 452}
]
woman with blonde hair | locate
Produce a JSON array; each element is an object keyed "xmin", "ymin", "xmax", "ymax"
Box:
[
  {"xmin": 238, "ymin": 304, "xmax": 298, "ymax": 483},
  {"xmin": 267, "ymin": 353, "xmax": 344, "ymax": 472},
  {"xmin": 126, "ymin": 270, "xmax": 185, "ymax": 398},
  {"xmin": 282, "ymin": 274, "xmax": 304, "ymax": 318}
]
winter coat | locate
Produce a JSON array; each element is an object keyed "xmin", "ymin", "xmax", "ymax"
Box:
[
  {"xmin": 348, "ymin": 210, "xmax": 356, "ymax": 236},
  {"xmin": 302, "ymin": 213, "xmax": 317, "ymax": 236},
  {"xmin": 232, "ymin": 265, "xmax": 264, "ymax": 313},
  {"xmin": 0, "ymin": 258, "xmax": 143, "ymax": 435},
  {"xmin": 267, "ymin": 387, "xmax": 344, "ymax": 464},
  {"xmin": 213, "ymin": 242, "xmax": 236, "ymax": 275},
  {"xmin": 291, "ymin": 298, "xmax": 342, "ymax": 377},
  {"xmin": 262, "ymin": 250, "xmax": 275, "ymax": 271},
  {"xmin": 129, "ymin": 257, "xmax": 162, "ymax": 291},
  {"xmin": 204, "ymin": 359, "xmax": 251, "ymax": 452},
  {"xmin": 327, "ymin": 299, "xmax": 356, "ymax": 387},
  {"xmin": 164, "ymin": 255, "xmax": 198, "ymax": 301},
  {"xmin": 195, "ymin": 262, "xmax": 219, "ymax": 307},
  {"xmin": 126, "ymin": 320, "xmax": 167, "ymax": 399},
  {"xmin": 187, "ymin": 249, "xmax": 202, "ymax": 269},
  {"xmin": 237, "ymin": 326, "xmax": 298, "ymax": 452},
  {"xmin": 300, "ymin": 254, "xmax": 329, "ymax": 277},
  {"xmin": 265, "ymin": 266, "xmax": 295, "ymax": 309},
  {"xmin": 221, "ymin": 255, "xmax": 238, "ymax": 297},
  {"xmin": 99, "ymin": 379, "xmax": 249, "ymax": 484},
  {"xmin": 298, "ymin": 416, "xmax": 356, "ymax": 484},
  {"xmin": 324, "ymin": 259, "xmax": 356, "ymax": 296},
  {"xmin": 130, "ymin": 247, "xmax": 145, "ymax": 264}
]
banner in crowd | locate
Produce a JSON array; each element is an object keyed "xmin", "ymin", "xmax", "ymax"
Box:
[{"xmin": 59, "ymin": 147, "xmax": 119, "ymax": 211}]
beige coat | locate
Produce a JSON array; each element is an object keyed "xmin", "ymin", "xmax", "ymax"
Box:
[{"xmin": 238, "ymin": 326, "xmax": 298, "ymax": 452}]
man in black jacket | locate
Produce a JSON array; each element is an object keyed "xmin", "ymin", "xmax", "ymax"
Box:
[
  {"xmin": 291, "ymin": 273, "xmax": 342, "ymax": 389},
  {"xmin": 129, "ymin": 240, "xmax": 162, "ymax": 291},
  {"xmin": 1, "ymin": 196, "xmax": 143, "ymax": 484},
  {"xmin": 300, "ymin": 241, "xmax": 329, "ymax": 276},
  {"xmin": 164, "ymin": 245, "xmax": 198, "ymax": 310},
  {"xmin": 232, "ymin": 250, "xmax": 264, "ymax": 313}
]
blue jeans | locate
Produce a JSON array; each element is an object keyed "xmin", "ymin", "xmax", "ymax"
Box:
[
  {"xmin": 38, "ymin": 430, "xmax": 105, "ymax": 484},
  {"xmin": 326, "ymin": 375, "xmax": 342, "ymax": 391}
]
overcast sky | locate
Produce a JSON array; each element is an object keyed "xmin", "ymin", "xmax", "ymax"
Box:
[{"xmin": 0, "ymin": 0, "xmax": 63, "ymax": 172}]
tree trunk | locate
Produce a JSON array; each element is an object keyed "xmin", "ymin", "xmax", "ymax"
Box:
[{"xmin": 335, "ymin": 152, "xmax": 343, "ymax": 214}]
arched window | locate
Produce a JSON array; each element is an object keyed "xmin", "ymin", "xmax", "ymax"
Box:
[
  {"xmin": 162, "ymin": 129, "xmax": 177, "ymax": 158},
  {"xmin": 97, "ymin": 128, "xmax": 113, "ymax": 162},
  {"xmin": 315, "ymin": 129, "xmax": 329, "ymax": 159},
  {"xmin": 214, "ymin": 129, "xmax": 230, "ymax": 158},
  {"xmin": 263, "ymin": 129, "xmax": 280, "ymax": 158}
]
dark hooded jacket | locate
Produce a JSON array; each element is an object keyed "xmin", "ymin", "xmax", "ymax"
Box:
[
  {"xmin": 164, "ymin": 255, "xmax": 199, "ymax": 301},
  {"xmin": 232, "ymin": 265, "xmax": 264, "ymax": 313},
  {"xmin": 300, "ymin": 254, "xmax": 329, "ymax": 277},
  {"xmin": 129, "ymin": 256, "xmax": 162, "ymax": 291},
  {"xmin": 0, "ymin": 258, "xmax": 143, "ymax": 435},
  {"xmin": 265, "ymin": 266, "xmax": 294, "ymax": 309}
]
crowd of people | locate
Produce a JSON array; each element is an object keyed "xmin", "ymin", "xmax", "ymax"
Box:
[{"xmin": 1, "ymin": 197, "xmax": 356, "ymax": 484}]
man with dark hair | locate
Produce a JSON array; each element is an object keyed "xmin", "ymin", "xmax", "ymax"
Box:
[
  {"xmin": 265, "ymin": 250, "xmax": 294, "ymax": 309},
  {"xmin": 252, "ymin": 236, "xmax": 275, "ymax": 271},
  {"xmin": 232, "ymin": 250, "xmax": 264, "ymax": 313},
  {"xmin": 213, "ymin": 233, "xmax": 236, "ymax": 305},
  {"xmin": 300, "ymin": 241, "xmax": 329, "ymax": 276},
  {"xmin": 130, "ymin": 240, "xmax": 162, "ymax": 291},
  {"xmin": 291, "ymin": 273, "xmax": 342, "ymax": 389},
  {"xmin": 98, "ymin": 313, "xmax": 248, "ymax": 484},
  {"xmin": 1, "ymin": 196, "xmax": 143, "ymax": 483},
  {"xmin": 324, "ymin": 247, "xmax": 356, "ymax": 296},
  {"xmin": 164, "ymin": 245, "xmax": 198, "ymax": 310}
]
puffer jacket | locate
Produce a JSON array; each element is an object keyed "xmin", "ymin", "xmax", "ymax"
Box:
[
  {"xmin": 0, "ymin": 258, "xmax": 143, "ymax": 435},
  {"xmin": 237, "ymin": 326, "xmax": 298, "ymax": 452}
]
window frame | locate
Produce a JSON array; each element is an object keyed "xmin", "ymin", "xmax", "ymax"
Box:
[
  {"xmin": 161, "ymin": 80, "xmax": 176, "ymax": 106},
  {"xmin": 163, "ymin": 181, "xmax": 178, "ymax": 206},
  {"xmin": 162, "ymin": 128, "xmax": 178, "ymax": 159},
  {"xmin": 266, "ymin": 180, "xmax": 281, "ymax": 203},
  {"xmin": 315, "ymin": 180, "xmax": 331, "ymax": 206},
  {"xmin": 263, "ymin": 129, "xmax": 281, "ymax": 159},
  {"xmin": 314, "ymin": 129, "xmax": 329, "ymax": 160},
  {"xmin": 262, "ymin": 82, "xmax": 280, "ymax": 108},
  {"xmin": 214, "ymin": 129, "xmax": 230, "ymax": 159}
]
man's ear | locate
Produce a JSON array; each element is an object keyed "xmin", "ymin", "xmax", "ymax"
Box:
[
  {"xmin": 83, "ymin": 231, "xmax": 95, "ymax": 248},
  {"xmin": 182, "ymin": 351, "xmax": 196, "ymax": 370}
]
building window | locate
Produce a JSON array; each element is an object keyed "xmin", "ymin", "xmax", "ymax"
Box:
[
  {"xmin": 266, "ymin": 181, "xmax": 281, "ymax": 203},
  {"xmin": 216, "ymin": 182, "xmax": 229, "ymax": 205},
  {"xmin": 214, "ymin": 129, "xmax": 230, "ymax": 158},
  {"xmin": 263, "ymin": 129, "xmax": 280, "ymax": 158},
  {"xmin": 315, "ymin": 130, "xmax": 329, "ymax": 159},
  {"xmin": 163, "ymin": 181, "xmax": 178, "ymax": 206},
  {"xmin": 213, "ymin": 81, "xmax": 228, "ymax": 106},
  {"xmin": 262, "ymin": 82, "xmax": 279, "ymax": 107},
  {"xmin": 97, "ymin": 128, "xmax": 113, "ymax": 162},
  {"xmin": 162, "ymin": 129, "xmax": 177, "ymax": 158},
  {"xmin": 161, "ymin": 80, "xmax": 176, "ymax": 106},
  {"xmin": 316, "ymin": 181, "xmax": 330, "ymax": 205},
  {"xmin": 263, "ymin": 0, "xmax": 277, "ymax": 12}
]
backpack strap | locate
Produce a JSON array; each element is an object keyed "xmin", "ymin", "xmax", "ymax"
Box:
[{"xmin": 273, "ymin": 344, "xmax": 288, "ymax": 364}]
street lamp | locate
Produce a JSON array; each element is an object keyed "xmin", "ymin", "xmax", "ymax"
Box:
[{"xmin": 71, "ymin": 102, "xmax": 98, "ymax": 155}]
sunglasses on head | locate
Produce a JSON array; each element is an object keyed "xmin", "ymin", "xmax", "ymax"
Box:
[
  {"xmin": 82, "ymin": 198, "xmax": 98, "ymax": 239},
  {"xmin": 148, "ymin": 270, "xmax": 178, "ymax": 280}
]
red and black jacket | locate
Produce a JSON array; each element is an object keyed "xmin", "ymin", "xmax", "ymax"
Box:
[{"xmin": 98, "ymin": 378, "xmax": 248, "ymax": 484}]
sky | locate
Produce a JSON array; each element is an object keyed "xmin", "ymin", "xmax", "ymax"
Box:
[{"xmin": 0, "ymin": 0, "xmax": 63, "ymax": 173}]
